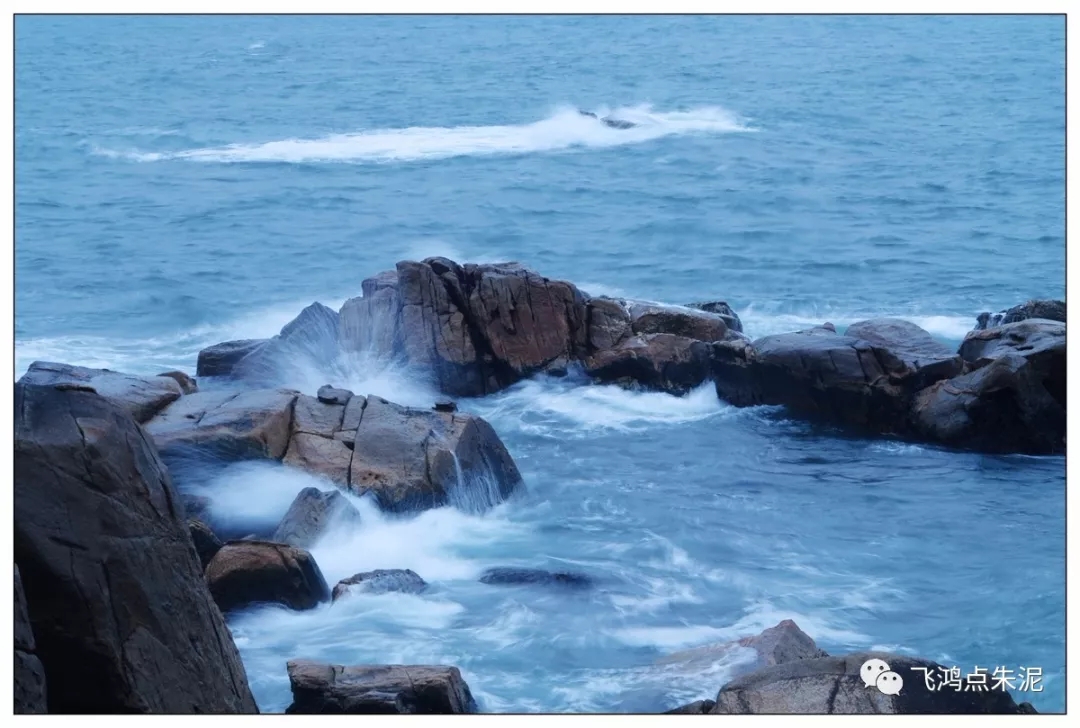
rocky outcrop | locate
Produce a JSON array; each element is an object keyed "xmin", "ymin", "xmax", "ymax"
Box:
[
  {"xmin": 975, "ymin": 299, "xmax": 1065, "ymax": 330},
  {"xmin": 479, "ymin": 567, "xmax": 594, "ymax": 590},
  {"xmin": 332, "ymin": 569, "xmax": 427, "ymax": 600},
  {"xmin": 272, "ymin": 487, "xmax": 362, "ymax": 548},
  {"xmin": 584, "ymin": 333, "xmax": 712, "ymax": 395},
  {"xmin": 711, "ymin": 652, "xmax": 1026, "ymax": 714},
  {"xmin": 190, "ymin": 519, "xmax": 224, "ymax": 569},
  {"xmin": 687, "ymin": 300, "xmax": 744, "ymax": 333},
  {"xmin": 628, "ymin": 301, "xmax": 731, "ymax": 342},
  {"xmin": 14, "ymin": 382, "xmax": 258, "ymax": 713},
  {"xmin": 285, "ymin": 660, "xmax": 478, "ymax": 714},
  {"xmin": 19, "ymin": 361, "xmax": 184, "ymax": 423},
  {"xmin": 205, "ymin": 541, "xmax": 330, "ymax": 613},
  {"xmin": 14, "ymin": 565, "xmax": 47, "ymax": 714},
  {"xmin": 146, "ymin": 388, "xmax": 298, "ymax": 460},
  {"xmin": 737, "ymin": 619, "xmax": 829, "ymax": 667},
  {"xmin": 197, "ymin": 339, "xmax": 268, "ymax": 378}
]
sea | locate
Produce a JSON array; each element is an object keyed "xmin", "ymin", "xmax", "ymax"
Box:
[{"xmin": 14, "ymin": 14, "xmax": 1066, "ymax": 713}]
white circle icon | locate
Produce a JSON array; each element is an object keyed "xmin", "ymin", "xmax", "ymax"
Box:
[
  {"xmin": 860, "ymin": 658, "xmax": 891, "ymax": 688},
  {"xmin": 876, "ymin": 670, "xmax": 904, "ymax": 695}
]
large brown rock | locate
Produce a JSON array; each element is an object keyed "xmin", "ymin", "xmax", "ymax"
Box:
[
  {"xmin": 205, "ymin": 541, "xmax": 330, "ymax": 613},
  {"xmin": 272, "ymin": 487, "xmax": 363, "ymax": 548},
  {"xmin": 284, "ymin": 433, "xmax": 354, "ymax": 486},
  {"xmin": 14, "ymin": 565, "xmax": 47, "ymax": 714},
  {"xmin": 711, "ymin": 652, "xmax": 1026, "ymax": 714},
  {"xmin": 285, "ymin": 660, "xmax": 477, "ymax": 714},
  {"xmin": 13, "ymin": 382, "xmax": 258, "ymax": 713},
  {"xmin": 975, "ymin": 299, "xmax": 1065, "ymax": 331},
  {"xmin": 959, "ymin": 318, "xmax": 1065, "ymax": 407},
  {"xmin": 19, "ymin": 361, "xmax": 183, "ymax": 423},
  {"xmin": 585, "ymin": 297, "xmax": 633, "ymax": 352},
  {"xmin": 145, "ymin": 388, "xmax": 298, "ymax": 460},
  {"xmin": 687, "ymin": 300, "xmax": 744, "ymax": 333},
  {"xmin": 628, "ymin": 301, "xmax": 730, "ymax": 342},
  {"xmin": 585, "ymin": 333, "xmax": 713, "ymax": 395}
]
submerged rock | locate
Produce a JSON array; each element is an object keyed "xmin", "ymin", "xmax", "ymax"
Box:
[
  {"xmin": 286, "ymin": 660, "xmax": 478, "ymax": 714},
  {"xmin": 272, "ymin": 487, "xmax": 363, "ymax": 549},
  {"xmin": 479, "ymin": 567, "xmax": 594, "ymax": 590},
  {"xmin": 332, "ymin": 569, "xmax": 427, "ymax": 600},
  {"xmin": 975, "ymin": 299, "xmax": 1065, "ymax": 331},
  {"xmin": 205, "ymin": 541, "xmax": 330, "ymax": 613},
  {"xmin": 14, "ymin": 382, "xmax": 258, "ymax": 713},
  {"xmin": 19, "ymin": 361, "xmax": 184, "ymax": 423}
]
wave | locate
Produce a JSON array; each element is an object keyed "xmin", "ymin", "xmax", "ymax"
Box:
[
  {"xmin": 738, "ymin": 307, "xmax": 978, "ymax": 342},
  {"xmin": 90, "ymin": 104, "xmax": 753, "ymax": 164}
]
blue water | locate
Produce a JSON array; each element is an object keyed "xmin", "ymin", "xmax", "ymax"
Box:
[{"xmin": 15, "ymin": 15, "xmax": 1065, "ymax": 713}]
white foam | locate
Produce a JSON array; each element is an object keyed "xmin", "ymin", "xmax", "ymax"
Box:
[
  {"xmin": 92, "ymin": 104, "xmax": 752, "ymax": 164},
  {"xmin": 738, "ymin": 307, "xmax": 975, "ymax": 343}
]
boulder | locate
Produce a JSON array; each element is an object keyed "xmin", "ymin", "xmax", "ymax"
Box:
[
  {"xmin": 196, "ymin": 339, "xmax": 268, "ymax": 378},
  {"xmin": 332, "ymin": 569, "xmax": 427, "ymax": 600},
  {"xmin": 711, "ymin": 652, "xmax": 1026, "ymax": 714},
  {"xmin": 292, "ymin": 393, "xmax": 346, "ymax": 438},
  {"xmin": 975, "ymin": 299, "xmax": 1065, "ymax": 330},
  {"xmin": 584, "ymin": 333, "xmax": 712, "ymax": 395},
  {"xmin": 479, "ymin": 567, "xmax": 593, "ymax": 590},
  {"xmin": 959, "ymin": 319, "xmax": 1065, "ymax": 405},
  {"xmin": 205, "ymin": 541, "xmax": 330, "ymax": 613},
  {"xmin": 348, "ymin": 396, "xmax": 523, "ymax": 513},
  {"xmin": 189, "ymin": 519, "xmax": 224, "ymax": 569},
  {"xmin": 272, "ymin": 487, "xmax": 363, "ymax": 548},
  {"xmin": 13, "ymin": 382, "xmax": 258, "ymax": 713},
  {"xmin": 317, "ymin": 384, "xmax": 353, "ymax": 405},
  {"xmin": 15, "ymin": 565, "xmax": 48, "ymax": 714},
  {"xmin": 845, "ymin": 318, "xmax": 964, "ymax": 392},
  {"xmin": 145, "ymin": 388, "xmax": 298, "ymax": 460},
  {"xmin": 628, "ymin": 301, "xmax": 730, "ymax": 342},
  {"xmin": 285, "ymin": 660, "xmax": 477, "ymax": 714},
  {"xmin": 285, "ymin": 433, "xmax": 354, "ymax": 486},
  {"xmin": 585, "ymin": 297, "xmax": 633, "ymax": 352},
  {"xmin": 687, "ymin": 300, "xmax": 744, "ymax": 333},
  {"xmin": 19, "ymin": 361, "xmax": 183, "ymax": 423},
  {"xmin": 157, "ymin": 370, "xmax": 198, "ymax": 394}
]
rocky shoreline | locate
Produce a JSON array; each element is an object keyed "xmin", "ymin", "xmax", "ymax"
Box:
[{"xmin": 13, "ymin": 257, "xmax": 1062, "ymax": 713}]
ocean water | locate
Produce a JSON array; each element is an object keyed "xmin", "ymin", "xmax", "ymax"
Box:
[{"xmin": 14, "ymin": 15, "xmax": 1065, "ymax": 713}]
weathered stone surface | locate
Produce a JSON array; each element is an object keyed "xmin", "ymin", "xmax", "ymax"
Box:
[
  {"xmin": 15, "ymin": 565, "xmax": 47, "ymax": 714},
  {"xmin": 628, "ymin": 301, "xmax": 730, "ymax": 342},
  {"xmin": 146, "ymin": 388, "xmax": 298, "ymax": 460},
  {"xmin": 19, "ymin": 361, "xmax": 183, "ymax": 423},
  {"xmin": 479, "ymin": 567, "xmax": 593, "ymax": 590},
  {"xmin": 284, "ymin": 434, "xmax": 354, "ymax": 487},
  {"xmin": 585, "ymin": 297, "xmax": 633, "ymax": 352},
  {"xmin": 273, "ymin": 487, "xmax": 363, "ymax": 548},
  {"xmin": 157, "ymin": 370, "xmax": 198, "ymax": 394},
  {"xmin": 292, "ymin": 394, "xmax": 345, "ymax": 437},
  {"xmin": 959, "ymin": 319, "xmax": 1065, "ymax": 391},
  {"xmin": 666, "ymin": 699, "xmax": 716, "ymax": 714},
  {"xmin": 332, "ymin": 569, "xmax": 427, "ymax": 600},
  {"xmin": 659, "ymin": 620, "xmax": 827, "ymax": 677},
  {"xmin": 348, "ymin": 396, "xmax": 522, "ymax": 513},
  {"xmin": 585, "ymin": 333, "xmax": 712, "ymax": 395},
  {"xmin": 189, "ymin": 519, "xmax": 224, "ymax": 569},
  {"xmin": 339, "ymin": 270, "xmax": 401, "ymax": 354},
  {"xmin": 205, "ymin": 541, "xmax": 330, "ymax": 613},
  {"xmin": 14, "ymin": 383, "xmax": 258, "ymax": 713},
  {"xmin": 711, "ymin": 652, "xmax": 1025, "ymax": 714},
  {"xmin": 687, "ymin": 300, "xmax": 744, "ymax": 333},
  {"xmin": 845, "ymin": 318, "xmax": 965, "ymax": 392},
  {"xmin": 975, "ymin": 299, "xmax": 1065, "ymax": 330},
  {"xmin": 286, "ymin": 660, "xmax": 477, "ymax": 714},
  {"xmin": 340, "ymin": 394, "xmax": 368, "ymax": 433},
  {"xmin": 196, "ymin": 339, "xmax": 268, "ymax": 378},
  {"xmin": 317, "ymin": 384, "xmax": 353, "ymax": 406}
]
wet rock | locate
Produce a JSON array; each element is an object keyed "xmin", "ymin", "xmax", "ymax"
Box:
[
  {"xmin": 348, "ymin": 396, "xmax": 523, "ymax": 513},
  {"xmin": 196, "ymin": 339, "xmax": 268, "ymax": 378},
  {"xmin": 284, "ymin": 434, "xmax": 354, "ymax": 487},
  {"xmin": 292, "ymin": 394, "xmax": 346, "ymax": 437},
  {"xmin": 14, "ymin": 382, "xmax": 258, "ymax": 713},
  {"xmin": 332, "ymin": 569, "xmax": 427, "ymax": 600},
  {"xmin": 659, "ymin": 620, "xmax": 827, "ymax": 677},
  {"xmin": 180, "ymin": 493, "xmax": 213, "ymax": 522},
  {"xmin": 845, "ymin": 318, "xmax": 964, "ymax": 392},
  {"xmin": 205, "ymin": 540, "xmax": 330, "ymax": 613},
  {"xmin": 479, "ymin": 567, "xmax": 593, "ymax": 590},
  {"xmin": 687, "ymin": 300, "xmax": 744, "ymax": 333},
  {"xmin": 666, "ymin": 699, "xmax": 716, "ymax": 714},
  {"xmin": 628, "ymin": 301, "xmax": 730, "ymax": 342},
  {"xmin": 585, "ymin": 333, "xmax": 712, "ymax": 395},
  {"xmin": 157, "ymin": 370, "xmax": 198, "ymax": 394},
  {"xmin": 433, "ymin": 399, "xmax": 457, "ymax": 413},
  {"xmin": 711, "ymin": 652, "xmax": 1026, "ymax": 714},
  {"xmin": 317, "ymin": 384, "xmax": 353, "ymax": 406},
  {"xmin": 272, "ymin": 487, "xmax": 363, "ymax": 548},
  {"xmin": 145, "ymin": 388, "xmax": 298, "ymax": 460},
  {"xmin": 15, "ymin": 565, "xmax": 47, "ymax": 714},
  {"xmin": 189, "ymin": 519, "xmax": 224, "ymax": 569},
  {"xmin": 338, "ymin": 270, "xmax": 402, "ymax": 355},
  {"xmin": 975, "ymin": 299, "xmax": 1065, "ymax": 330},
  {"xmin": 959, "ymin": 319, "xmax": 1065, "ymax": 395},
  {"xmin": 19, "ymin": 361, "xmax": 183, "ymax": 423},
  {"xmin": 286, "ymin": 660, "xmax": 477, "ymax": 714},
  {"xmin": 585, "ymin": 297, "xmax": 633, "ymax": 352}
]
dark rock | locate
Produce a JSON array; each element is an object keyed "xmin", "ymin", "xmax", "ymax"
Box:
[
  {"xmin": 180, "ymin": 493, "xmax": 212, "ymax": 522},
  {"xmin": 975, "ymin": 299, "xmax": 1065, "ymax": 330},
  {"xmin": 711, "ymin": 651, "xmax": 1025, "ymax": 714},
  {"xmin": 959, "ymin": 319, "xmax": 1065, "ymax": 403},
  {"xmin": 348, "ymin": 396, "xmax": 523, "ymax": 513},
  {"xmin": 157, "ymin": 370, "xmax": 198, "ymax": 394},
  {"xmin": 687, "ymin": 301, "xmax": 744, "ymax": 333},
  {"xmin": 19, "ymin": 361, "xmax": 183, "ymax": 423},
  {"xmin": 317, "ymin": 384, "xmax": 353, "ymax": 406},
  {"xmin": 189, "ymin": 519, "xmax": 224, "ymax": 569},
  {"xmin": 585, "ymin": 297, "xmax": 633, "ymax": 352},
  {"xmin": 272, "ymin": 487, "xmax": 363, "ymax": 548},
  {"xmin": 433, "ymin": 399, "xmax": 458, "ymax": 413},
  {"xmin": 666, "ymin": 699, "xmax": 716, "ymax": 714},
  {"xmin": 15, "ymin": 565, "xmax": 48, "ymax": 714},
  {"xmin": 629, "ymin": 301, "xmax": 730, "ymax": 342},
  {"xmin": 286, "ymin": 660, "xmax": 477, "ymax": 714},
  {"xmin": 13, "ymin": 382, "xmax": 258, "ymax": 713},
  {"xmin": 845, "ymin": 318, "xmax": 964, "ymax": 392},
  {"xmin": 585, "ymin": 333, "xmax": 712, "ymax": 395},
  {"xmin": 479, "ymin": 567, "xmax": 593, "ymax": 590},
  {"xmin": 205, "ymin": 540, "xmax": 330, "ymax": 613},
  {"xmin": 145, "ymin": 388, "xmax": 298, "ymax": 461},
  {"xmin": 196, "ymin": 339, "xmax": 268, "ymax": 378},
  {"xmin": 332, "ymin": 569, "xmax": 427, "ymax": 600},
  {"xmin": 338, "ymin": 271, "xmax": 401, "ymax": 355}
]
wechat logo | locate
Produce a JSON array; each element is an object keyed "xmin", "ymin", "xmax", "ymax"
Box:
[{"xmin": 861, "ymin": 658, "xmax": 904, "ymax": 696}]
